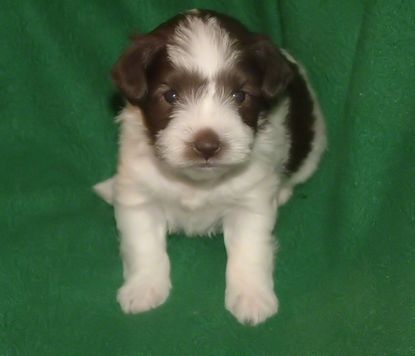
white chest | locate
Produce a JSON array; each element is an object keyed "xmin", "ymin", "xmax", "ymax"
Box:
[{"xmin": 159, "ymin": 186, "xmax": 231, "ymax": 236}]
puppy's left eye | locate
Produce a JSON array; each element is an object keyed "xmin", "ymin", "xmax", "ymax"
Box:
[
  {"xmin": 163, "ymin": 89, "xmax": 178, "ymax": 104},
  {"xmin": 232, "ymin": 90, "xmax": 246, "ymax": 104}
]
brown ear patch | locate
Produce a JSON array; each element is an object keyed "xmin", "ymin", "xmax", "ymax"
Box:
[
  {"xmin": 249, "ymin": 35, "xmax": 294, "ymax": 99},
  {"xmin": 111, "ymin": 35, "xmax": 165, "ymax": 105}
]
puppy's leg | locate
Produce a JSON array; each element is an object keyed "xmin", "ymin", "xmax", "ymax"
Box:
[
  {"xmin": 277, "ymin": 184, "xmax": 293, "ymax": 206},
  {"xmin": 224, "ymin": 196, "xmax": 278, "ymax": 325},
  {"xmin": 115, "ymin": 204, "xmax": 171, "ymax": 314},
  {"xmin": 93, "ymin": 177, "xmax": 115, "ymax": 205}
]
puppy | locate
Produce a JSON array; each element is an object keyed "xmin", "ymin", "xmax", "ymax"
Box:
[{"xmin": 94, "ymin": 9, "xmax": 326, "ymax": 325}]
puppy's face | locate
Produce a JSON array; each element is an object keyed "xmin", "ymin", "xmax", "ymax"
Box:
[{"xmin": 113, "ymin": 11, "xmax": 292, "ymax": 180}]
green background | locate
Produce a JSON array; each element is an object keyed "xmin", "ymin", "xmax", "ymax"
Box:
[{"xmin": 2, "ymin": 0, "xmax": 414, "ymax": 354}]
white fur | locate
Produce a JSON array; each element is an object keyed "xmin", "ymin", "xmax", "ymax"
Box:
[
  {"xmin": 97, "ymin": 99, "xmax": 291, "ymax": 324},
  {"xmin": 94, "ymin": 21, "xmax": 325, "ymax": 326},
  {"xmin": 115, "ymin": 204, "xmax": 171, "ymax": 313},
  {"xmin": 93, "ymin": 178, "xmax": 114, "ymax": 204},
  {"xmin": 168, "ymin": 16, "xmax": 239, "ymax": 78}
]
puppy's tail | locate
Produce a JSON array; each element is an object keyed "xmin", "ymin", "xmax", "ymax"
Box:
[{"xmin": 93, "ymin": 177, "xmax": 114, "ymax": 205}]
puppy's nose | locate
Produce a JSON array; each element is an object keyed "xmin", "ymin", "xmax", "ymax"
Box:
[{"xmin": 192, "ymin": 129, "xmax": 221, "ymax": 160}]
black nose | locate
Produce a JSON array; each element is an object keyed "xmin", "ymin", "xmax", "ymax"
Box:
[{"xmin": 192, "ymin": 129, "xmax": 221, "ymax": 160}]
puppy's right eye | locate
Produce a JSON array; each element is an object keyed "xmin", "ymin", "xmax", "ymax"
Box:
[{"xmin": 163, "ymin": 89, "xmax": 178, "ymax": 104}]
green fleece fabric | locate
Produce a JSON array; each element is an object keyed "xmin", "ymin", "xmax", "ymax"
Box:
[{"xmin": 1, "ymin": 0, "xmax": 414, "ymax": 354}]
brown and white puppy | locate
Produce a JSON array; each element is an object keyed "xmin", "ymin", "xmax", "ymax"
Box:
[{"xmin": 95, "ymin": 9, "xmax": 326, "ymax": 325}]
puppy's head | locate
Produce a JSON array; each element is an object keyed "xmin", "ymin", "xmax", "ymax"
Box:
[{"xmin": 112, "ymin": 10, "xmax": 293, "ymax": 180}]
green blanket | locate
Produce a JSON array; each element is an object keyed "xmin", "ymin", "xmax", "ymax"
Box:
[{"xmin": 2, "ymin": 0, "xmax": 414, "ymax": 354}]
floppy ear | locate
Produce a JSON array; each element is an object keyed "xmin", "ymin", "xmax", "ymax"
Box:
[
  {"xmin": 250, "ymin": 35, "xmax": 294, "ymax": 99},
  {"xmin": 111, "ymin": 35, "xmax": 163, "ymax": 105}
]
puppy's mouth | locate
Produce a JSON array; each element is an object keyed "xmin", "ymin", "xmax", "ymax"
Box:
[{"xmin": 194, "ymin": 162, "xmax": 220, "ymax": 169}]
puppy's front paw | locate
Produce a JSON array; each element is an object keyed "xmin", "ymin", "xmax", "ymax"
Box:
[
  {"xmin": 117, "ymin": 274, "xmax": 171, "ymax": 314},
  {"xmin": 225, "ymin": 285, "xmax": 278, "ymax": 325}
]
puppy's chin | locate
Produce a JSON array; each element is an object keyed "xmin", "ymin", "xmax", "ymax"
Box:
[
  {"xmin": 179, "ymin": 165, "xmax": 231, "ymax": 182},
  {"xmin": 158, "ymin": 156, "xmax": 247, "ymax": 182}
]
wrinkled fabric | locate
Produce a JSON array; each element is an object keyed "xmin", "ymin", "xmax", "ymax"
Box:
[{"xmin": 1, "ymin": 0, "xmax": 414, "ymax": 354}]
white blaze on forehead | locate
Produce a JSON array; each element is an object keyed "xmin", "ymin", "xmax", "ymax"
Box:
[{"xmin": 167, "ymin": 16, "xmax": 239, "ymax": 78}]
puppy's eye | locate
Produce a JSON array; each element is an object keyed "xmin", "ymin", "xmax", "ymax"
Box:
[
  {"xmin": 232, "ymin": 90, "xmax": 246, "ymax": 104},
  {"xmin": 163, "ymin": 89, "xmax": 178, "ymax": 104}
]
